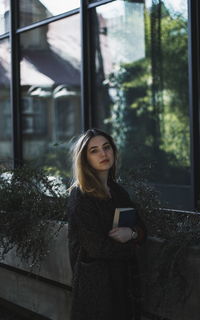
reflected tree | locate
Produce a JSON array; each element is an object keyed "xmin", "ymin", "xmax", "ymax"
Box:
[{"xmin": 105, "ymin": 1, "xmax": 190, "ymax": 185}]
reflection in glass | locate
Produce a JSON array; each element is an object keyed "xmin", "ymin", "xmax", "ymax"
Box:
[
  {"xmin": 91, "ymin": 0, "xmax": 191, "ymax": 209},
  {"xmin": 0, "ymin": 39, "xmax": 12, "ymax": 164},
  {"xmin": 0, "ymin": 0, "xmax": 9, "ymax": 34},
  {"xmin": 20, "ymin": 15, "xmax": 81, "ymax": 181},
  {"xmin": 19, "ymin": 0, "xmax": 80, "ymax": 27}
]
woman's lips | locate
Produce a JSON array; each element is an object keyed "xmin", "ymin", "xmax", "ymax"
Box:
[{"xmin": 100, "ymin": 159, "xmax": 109, "ymax": 164}]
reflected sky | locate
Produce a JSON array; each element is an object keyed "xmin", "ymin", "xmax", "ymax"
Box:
[
  {"xmin": 0, "ymin": 0, "xmax": 9, "ymax": 34},
  {"xmin": 0, "ymin": 0, "xmax": 9, "ymax": 11},
  {"xmin": 39, "ymin": 0, "xmax": 80, "ymax": 14},
  {"xmin": 97, "ymin": 2, "xmax": 145, "ymax": 67}
]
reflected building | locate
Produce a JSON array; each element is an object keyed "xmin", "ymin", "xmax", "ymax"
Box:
[
  {"xmin": 0, "ymin": 39, "xmax": 12, "ymax": 159},
  {"xmin": 20, "ymin": 15, "xmax": 81, "ymax": 160},
  {"xmin": 0, "ymin": 0, "xmax": 81, "ymax": 175}
]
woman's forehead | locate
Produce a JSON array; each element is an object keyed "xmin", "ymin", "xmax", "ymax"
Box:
[{"xmin": 87, "ymin": 135, "xmax": 109, "ymax": 148}]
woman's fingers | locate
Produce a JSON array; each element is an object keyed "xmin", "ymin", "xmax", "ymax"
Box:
[
  {"xmin": 108, "ymin": 227, "xmax": 132, "ymax": 243},
  {"xmin": 108, "ymin": 227, "xmax": 119, "ymax": 235}
]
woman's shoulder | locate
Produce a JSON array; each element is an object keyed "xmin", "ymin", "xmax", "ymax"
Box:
[
  {"xmin": 110, "ymin": 180, "xmax": 129, "ymax": 195},
  {"xmin": 68, "ymin": 186, "xmax": 96, "ymax": 208},
  {"xmin": 68, "ymin": 186, "xmax": 86, "ymax": 203},
  {"xmin": 68, "ymin": 185, "xmax": 81, "ymax": 198}
]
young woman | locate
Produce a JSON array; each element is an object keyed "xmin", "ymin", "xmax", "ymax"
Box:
[{"xmin": 67, "ymin": 128, "xmax": 146, "ymax": 320}]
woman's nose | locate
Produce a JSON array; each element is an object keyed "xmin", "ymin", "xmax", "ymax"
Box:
[{"xmin": 100, "ymin": 149, "xmax": 106, "ymax": 157}]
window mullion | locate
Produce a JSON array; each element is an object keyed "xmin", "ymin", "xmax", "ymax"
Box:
[
  {"xmin": 10, "ymin": 0, "xmax": 22, "ymax": 167},
  {"xmin": 188, "ymin": 0, "xmax": 200, "ymax": 209},
  {"xmin": 80, "ymin": 0, "xmax": 91, "ymax": 131}
]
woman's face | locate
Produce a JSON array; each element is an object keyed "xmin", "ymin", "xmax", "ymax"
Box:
[{"xmin": 86, "ymin": 135, "xmax": 114, "ymax": 173}]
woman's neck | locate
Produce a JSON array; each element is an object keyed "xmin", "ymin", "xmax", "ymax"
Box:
[{"xmin": 97, "ymin": 171, "xmax": 111, "ymax": 197}]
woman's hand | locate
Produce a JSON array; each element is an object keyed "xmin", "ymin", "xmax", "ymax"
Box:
[{"xmin": 108, "ymin": 227, "xmax": 132, "ymax": 243}]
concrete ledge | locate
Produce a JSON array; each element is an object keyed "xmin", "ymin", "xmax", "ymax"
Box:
[
  {"xmin": 0, "ymin": 297, "xmax": 51, "ymax": 319},
  {"xmin": 0, "ymin": 267, "xmax": 71, "ymax": 320},
  {"xmin": 0, "ymin": 223, "xmax": 72, "ymax": 286},
  {"xmin": 0, "ymin": 223, "xmax": 72, "ymax": 320}
]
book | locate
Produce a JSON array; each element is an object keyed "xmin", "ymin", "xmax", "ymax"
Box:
[{"xmin": 113, "ymin": 207, "xmax": 138, "ymax": 228}]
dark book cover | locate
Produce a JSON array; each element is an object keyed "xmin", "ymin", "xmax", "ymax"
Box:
[{"xmin": 113, "ymin": 207, "xmax": 138, "ymax": 228}]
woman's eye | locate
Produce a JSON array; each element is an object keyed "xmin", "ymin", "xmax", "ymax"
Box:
[
  {"xmin": 104, "ymin": 145, "xmax": 111, "ymax": 150},
  {"xmin": 90, "ymin": 149, "xmax": 98, "ymax": 153}
]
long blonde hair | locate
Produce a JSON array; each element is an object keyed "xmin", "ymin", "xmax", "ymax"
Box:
[{"xmin": 69, "ymin": 128, "xmax": 117, "ymax": 198}]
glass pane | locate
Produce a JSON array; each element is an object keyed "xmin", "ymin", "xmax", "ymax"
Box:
[
  {"xmin": 0, "ymin": 39, "xmax": 12, "ymax": 165},
  {"xmin": 20, "ymin": 15, "xmax": 81, "ymax": 182},
  {"xmin": 91, "ymin": 0, "xmax": 191, "ymax": 209},
  {"xmin": 0, "ymin": 0, "xmax": 9, "ymax": 34},
  {"xmin": 19, "ymin": 0, "xmax": 80, "ymax": 27}
]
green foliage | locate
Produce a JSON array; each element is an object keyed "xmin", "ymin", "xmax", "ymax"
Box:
[
  {"xmin": 146, "ymin": 209, "xmax": 200, "ymax": 317},
  {"xmin": 121, "ymin": 167, "xmax": 161, "ymax": 225},
  {"xmin": 34, "ymin": 141, "xmax": 73, "ymax": 182},
  {"xmin": 0, "ymin": 165, "xmax": 68, "ymax": 267},
  {"xmin": 105, "ymin": 1, "xmax": 190, "ymax": 186}
]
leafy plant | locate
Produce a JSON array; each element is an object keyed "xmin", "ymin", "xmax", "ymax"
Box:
[
  {"xmin": 0, "ymin": 165, "xmax": 68, "ymax": 267},
  {"xmin": 122, "ymin": 169, "xmax": 200, "ymax": 317}
]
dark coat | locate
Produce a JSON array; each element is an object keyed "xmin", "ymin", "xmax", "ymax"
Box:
[{"xmin": 68, "ymin": 181, "xmax": 146, "ymax": 320}]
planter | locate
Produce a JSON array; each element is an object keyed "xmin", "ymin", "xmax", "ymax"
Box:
[{"xmin": 138, "ymin": 236, "xmax": 200, "ymax": 320}]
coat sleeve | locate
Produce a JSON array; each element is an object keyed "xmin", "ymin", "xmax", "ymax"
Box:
[
  {"xmin": 131, "ymin": 199, "xmax": 147, "ymax": 245},
  {"xmin": 68, "ymin": 193, "xmax": 137, "ymax": 261}
]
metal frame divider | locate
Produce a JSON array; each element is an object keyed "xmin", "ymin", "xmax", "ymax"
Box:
[
  {"xmin": 10, "ymin": 0, "xmax": 22, "ymax": 167},
  {"xmin": 188, "ymin": 0, "xmax": 200, "ymax": 210},
  {"xmin": 0, "ymin": 33, "xmax": 9, "ymax": 40},
  {"xmin": 16, "ymin": 9, "xmax": 79, "ymax": 34},
  {"xmin": 80, "ymin": 0, "xmax": 91, "ymax": 131}
]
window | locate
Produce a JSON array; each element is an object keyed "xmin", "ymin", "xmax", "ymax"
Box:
[
  {"xmin": 22, "ymin": 97, "xmax": 48, "ymax": 135},
  {"xmin": 20, "ymin": 15, "xmax": 81, "ymax": 178},
  {"xmin": 90, "ymin": 0, "xmax": 191, "ymax": 209},
  {"xmin": 0, "ymin": 0, "xmax": 199, "ymax": 209}
]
